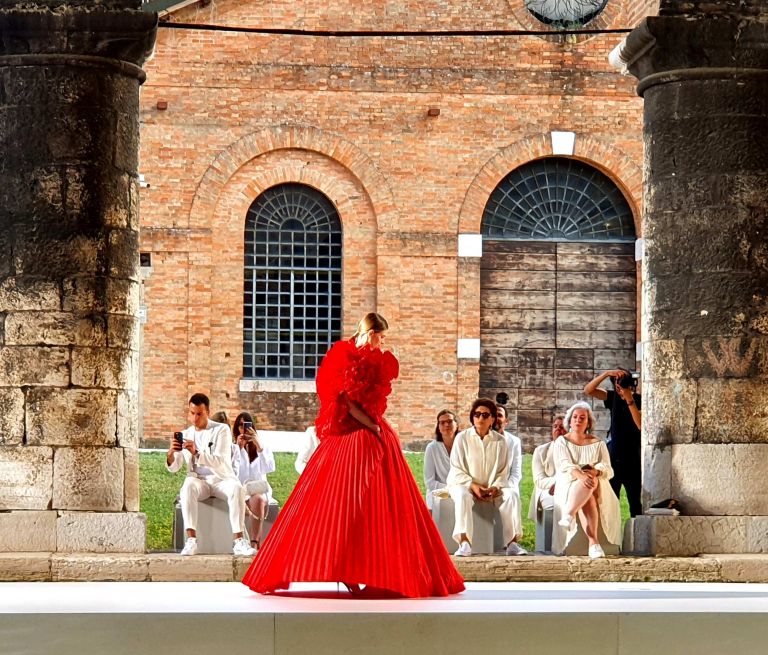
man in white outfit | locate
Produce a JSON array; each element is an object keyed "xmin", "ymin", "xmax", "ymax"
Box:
[
  {"xmin": 294, "ymin": 425, "xmax": 319, "ymax": 475},
  {"xmin": 448, "ymin": 398, "xmax": 523, "ymax": 557},
  {"xmin": 528, "ymin": 416, "xmax": 565, "ymax": 551},
  {"xmin": 166, "ymin": 393, "xmax": 255, "ymax": 557},
  {"xmin": 495, "ymin": 404, "xmax": 526, "ymax": 555}
]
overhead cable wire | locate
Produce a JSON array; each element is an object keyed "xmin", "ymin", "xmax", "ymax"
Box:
[{"xmin": 157, "ymin": 21, "xmax": 633, "ymax": 37}]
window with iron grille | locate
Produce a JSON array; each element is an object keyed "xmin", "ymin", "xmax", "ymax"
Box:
[
  {"xmin": 481, "ymin": 157, "xmax": 635, "ymax": 241},
  {"xmin": 244, "ymin": 183, "xmax": 343, "ymax": 380},
  {"xmin": 524, "ymin": 0, "xmax": 608, "ymax": 29}
]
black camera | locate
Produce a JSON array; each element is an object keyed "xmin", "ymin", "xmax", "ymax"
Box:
[
  {"xmin": 495, "ymin": 392, "xmax": 509, "ymax": 406},
  {"xmin": 173, "ymin": 431, "xmax": 184, "ymax": 445},
  {"xmin": 615, "ymin": 369, "xmax": 639, "ymax": 389}
]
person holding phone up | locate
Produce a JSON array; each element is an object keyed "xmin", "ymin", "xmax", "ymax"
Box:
[
  {"xmin": 166, "ymin": 393, "xmax": 255, "ymax": 557},
  {"xmin": 232, "ymin": 412, "xmax": 275, "ymax": 551}
]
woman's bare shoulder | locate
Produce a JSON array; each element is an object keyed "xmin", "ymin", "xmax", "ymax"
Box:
[{"xmin": 562, "ymin": 433, "xmax": 600, "ymax": 446}]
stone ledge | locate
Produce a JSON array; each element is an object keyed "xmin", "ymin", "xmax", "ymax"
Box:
[
  {"xmin": 0, "ymin": 553, "xmax": 51, "ymax": 582},
  {"xmin": 2, "ymin": 553, "xmax": 767, "ymax": 583}
]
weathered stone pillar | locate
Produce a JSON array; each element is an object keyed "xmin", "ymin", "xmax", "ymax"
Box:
[
  {"xmin": 0, "ymin": 2, "xmax": 156, "ymax": 552},
  {"xmin": 614, "ymin": 1, "xmax": 768, "ymax": 555}
]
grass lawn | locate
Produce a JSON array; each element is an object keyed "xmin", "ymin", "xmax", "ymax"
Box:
[{"xmin": 140, "ymin": 451, "xmax": 630, "ymax": 553}]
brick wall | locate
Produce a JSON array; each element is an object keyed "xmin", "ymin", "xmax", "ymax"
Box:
[{"xmin": 138, "ymin": 0, "xmax": 656, "ymax": 448}]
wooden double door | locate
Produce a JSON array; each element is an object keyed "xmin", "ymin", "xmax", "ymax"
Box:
[{"xmin": 479, "ymin": 240, "xmax": 637, "ymax": 451}]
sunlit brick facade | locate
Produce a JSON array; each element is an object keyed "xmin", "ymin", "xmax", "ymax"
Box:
[{"xmin": 138, "ymin": 0, "xmax": 658, "ymax": 448}]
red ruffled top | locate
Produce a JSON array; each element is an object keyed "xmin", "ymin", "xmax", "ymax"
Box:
[{"xmin": 315, "ymin": 338, "xmax": 399, "ymax": 439}]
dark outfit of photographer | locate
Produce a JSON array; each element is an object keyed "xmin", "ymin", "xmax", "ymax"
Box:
[{"xmin": 584, "ymin": 369, "xmax": 642, "ymax": 517}]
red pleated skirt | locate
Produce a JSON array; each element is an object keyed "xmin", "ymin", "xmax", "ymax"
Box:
[{"xmin": 241, "ymin": 420, "xmax": 465, "ymax": 597}]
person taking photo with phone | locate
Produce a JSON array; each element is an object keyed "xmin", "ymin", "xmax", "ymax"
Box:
[
  {"xmin": 232, "ymin": 412, "xmax": 275, "ymax": 551},
  {"xmin": 584, "ymin": 368, "xmax": 643, "ymax": 517},
  {"xmin": 166, "ymin": 393, "xmax": 255, "ymax": 557}
]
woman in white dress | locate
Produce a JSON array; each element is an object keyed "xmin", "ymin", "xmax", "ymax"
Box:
[
  {"xmin": 423, "ymin": 409, "xmax": 458, "ymax": 512},
  {"xmin": 232, "ymin": 412, "xmax": 276, "ymax": 551},
  {"xmin": 552, "ymin": 402, "xmax": 621, "ymax": 559}
]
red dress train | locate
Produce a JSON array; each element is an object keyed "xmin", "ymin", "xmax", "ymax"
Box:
[{"xmin": 241, "ymin": 339, "xmax": 465, "ymax": 597}]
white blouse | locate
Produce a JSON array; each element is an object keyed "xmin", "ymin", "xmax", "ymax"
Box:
[
  {"xmin": 447, "ymin": 427, "xmax": 509, "ymax": 491},
  {"xmin": 236, "ymin": 445, "xmax": 275, "ymax": 486},
  {"xmin": 424, "ymin": 440, "xmax": 451, "ymax": 511}
]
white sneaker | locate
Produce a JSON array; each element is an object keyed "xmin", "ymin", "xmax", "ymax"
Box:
[
  {"xmin": 588, "ymin": 544, "xmax": 606, "ymax": 560},
  {"xmin": 454, "ymin": 541, "xmax": 472, "ymax": 557},
  {"xmin": 180, "ymin": 537, "xmax": 198, "ymax": 556},
  {"xmin": 558, "ymin": 514, "xmax": 574, "ymax": 529},
  {"xmin": 505, "ymin": 542, "xmax": 528, "ymax": 556},
  {"xmin": 233, "ymin": 537, "xmax": 257, "ymax": 557}
]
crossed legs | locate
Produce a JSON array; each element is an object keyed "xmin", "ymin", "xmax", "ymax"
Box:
[{"xmin": 564, "ymin": 482, "xmax": 601, "ymax": 546}]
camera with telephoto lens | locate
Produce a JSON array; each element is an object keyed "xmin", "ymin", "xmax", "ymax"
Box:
[{"xmin": 615, "ymin": 368, "xmax": 640, "ymax": 389}]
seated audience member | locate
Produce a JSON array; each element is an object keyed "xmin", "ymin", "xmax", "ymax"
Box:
[
  {"xmin": 233, "ymin": 412, "xmax": 276, "ymax": 551},
  {"xmin": 528, "ymin": 416, "xmax": 565, "ymax": 525},
  {"xmin": 495, "ymin": 404, "xmax": 526, "ymax": 555},
  {"xmin": 447, "ymin": 398, "xmax": 524, "ymax": 557},
  {"xmin": 552, "ymin": 402, "xmax": 621, "ymax": 559},
  {"xmin": 294, "ymin": 425, "xmax": 319, "ymax": 475},
  {"xmin": 166, "ymin": 393, "xmax": 255, "ymax": 557},
  {"xmin": 424, "ymin": 409, "xmax": 458, "ymax": 512},
  {"xmin": 211, "ymin": 411, "xmax": 239, "ymax": 476},
  {"xmin": 211, "ymin": 411, "xmax": 231, "ymax": 429}
]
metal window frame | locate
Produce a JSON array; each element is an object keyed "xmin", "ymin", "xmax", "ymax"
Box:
[
  {"xmin": 481, "ymin": 157, "xmax": 635, "ymax": 242},
  {"xmin": 244, "ymin": 184, "xmax": 343, "ymax": 381},
  {"xmin": 524, "ymin": 0, "xmax": 609, "ymax": 29}
]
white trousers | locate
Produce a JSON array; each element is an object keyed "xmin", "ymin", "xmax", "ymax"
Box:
[
  {"xmin": 449, "ymin": 485, "xmax": 522, "ymax": 546},
  {"xmin": 179, "ymin": 476, "xmax": 246, "ymax": 535}
]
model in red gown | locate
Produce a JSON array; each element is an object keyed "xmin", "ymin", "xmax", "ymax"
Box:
[{"xmin": 241, "ymin": 335, "xmax": 465, "ymax": 598}]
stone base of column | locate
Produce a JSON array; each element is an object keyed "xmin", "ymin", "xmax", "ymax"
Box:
[
  {"xmin": 623, "ymin": 516, "xmax": 768, "ymax": 556},
  {"xmin": 0, "ymin": 511, "xmax": 146, "ymax": 553}
]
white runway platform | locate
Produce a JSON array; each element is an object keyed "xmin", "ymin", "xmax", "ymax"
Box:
[{"xmin": 2, "ymin": 581, "xmax": 768, "ymax": 655}]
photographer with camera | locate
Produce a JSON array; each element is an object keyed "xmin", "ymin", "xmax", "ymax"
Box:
[{"xmin": 584, "ymin": 369, "xmax": 642, "ymax": 517}]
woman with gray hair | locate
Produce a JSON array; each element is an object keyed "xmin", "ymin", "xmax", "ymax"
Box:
[{"xmin": 551, "ymin": 401, "xmax": 621, "ymax": 558}]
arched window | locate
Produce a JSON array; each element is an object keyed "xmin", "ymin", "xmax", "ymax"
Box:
[
  {"xmin": 481, "ymin": 157, "xmax": 635, "ymax": 240},
  {"xmin": 244, "ymin": 183, "xmax": 343, "ymax": 380},
  {"xmin": 524, "ymin": 0, "xmax": 608, "ymax": 29}
]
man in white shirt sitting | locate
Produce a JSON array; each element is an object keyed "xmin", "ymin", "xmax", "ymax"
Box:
[
  {"xmin": 447, "ymin": 398, "xmax": 524, "ymax": 557},
  {"xmin": 494, "ymin": 404, "xmax": 526, "ymax": 555},
  {"xmin": 166, "ymin": 393, "xmax": 255, "ymax": 557},
  {"xmin": 528, "ymin": 416, "xmax": 565, "ymax": 541}
]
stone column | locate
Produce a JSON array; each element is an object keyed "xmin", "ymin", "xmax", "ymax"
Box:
[
  {"xmin": 613, "ymin": 2, "xmax": 768, "ymax": 555},
  {"xmin": 0, "ymin": 2, "xmax": 156, "ymax": 552}
]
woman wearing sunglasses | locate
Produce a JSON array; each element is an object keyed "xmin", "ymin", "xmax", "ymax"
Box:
[
  {"xmin": 447, "ymin": 398, "xmax": 522, "ymax": 557},
  {"xmin": 242, "ymin": 312, "xmax": 464, "ymax": 598}
]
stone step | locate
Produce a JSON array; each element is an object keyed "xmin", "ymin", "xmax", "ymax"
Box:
[{"xmin": 2, "ymin": 552, "xmax": 767, "ymax": 583}]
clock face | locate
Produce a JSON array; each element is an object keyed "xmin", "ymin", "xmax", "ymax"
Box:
[{"xmin": 524, "ymin": 0, "xmax": 608, "ymax": 27}]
